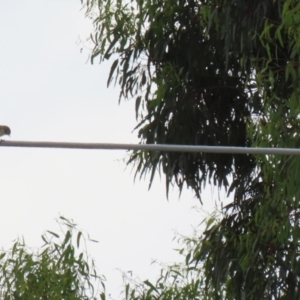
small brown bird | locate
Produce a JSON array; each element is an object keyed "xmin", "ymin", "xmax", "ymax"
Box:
[{"xmin": 0, "ymin": 125, "xmax": 11, "ymax": 138}]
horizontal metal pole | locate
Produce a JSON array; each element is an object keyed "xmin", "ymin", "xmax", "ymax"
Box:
[{"xmin": 0, "ymin": 140, "xmax": 299, "ymax": 155}]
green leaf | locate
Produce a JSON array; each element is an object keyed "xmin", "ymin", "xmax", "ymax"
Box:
[
  {"xmin": 141, "ymin": 71, "xmax": 146, "ymax": 86},
  {"xmin": 143, "ymin": 280, "xmax": 158, "ymax": 293},
  {"xmin": 47, "ymin": 231, "xmax": 59, "ymax": 238},
  {"xmin": 100, "ymin": 292, "xmax": 106, "ymax": 300},
  {"xmin": 185, "ymin": 252, "xmax": 191, "ymax": 265},
  {"xmin": 77, "ymin": 231, "xmax": 82, "ymax": 248},
  {"xmin": 135, "ymin": 96, "xmax": 142, "ymax": 119},
  {"xmin": 107, "ymin": 58, "xmax": 119, "ymax": 87},
  {"xmin": 104, "ymin": 35, "xmax": 119, "ymax": 59},
  {"xmin": 62, "ymin": 230, "xmax": 71, "ymax": 249}
]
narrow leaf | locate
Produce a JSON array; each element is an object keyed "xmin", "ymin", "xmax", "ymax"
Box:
[
  {"xmin": 47, "ymin": 231, "xmax": 60, "ymax": 238},
  {"xmin": 107, "ymin": 59, "xmax": 119, "ymax": 87}
]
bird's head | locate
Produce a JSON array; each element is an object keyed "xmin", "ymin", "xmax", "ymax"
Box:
[{"xmin": 3, "ymin": 126, "xmax": 10, "ymax": 136}]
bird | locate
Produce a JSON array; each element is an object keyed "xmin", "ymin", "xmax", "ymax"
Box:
[{"xmin": 0, "ymin": 125, "xmax": 11, "ymax": 138}]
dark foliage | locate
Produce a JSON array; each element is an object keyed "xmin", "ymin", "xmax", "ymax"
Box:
[{"xmin": 83, "ymin": 0, "xmax": 300, "ymax": 298}]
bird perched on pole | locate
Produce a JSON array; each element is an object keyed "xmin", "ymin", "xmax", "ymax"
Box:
[{"xmin": 0, "ymin": 125, "xmax": 11, "ymax": 138}]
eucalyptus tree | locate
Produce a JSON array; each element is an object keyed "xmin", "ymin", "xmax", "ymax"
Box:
[
  {"xmin": 0, "ymin": 217, "xmax": 104, "ymax": 300},
  {"xmin": 82, "ymin": 0, "xmax": 300, "ymax": 298}
]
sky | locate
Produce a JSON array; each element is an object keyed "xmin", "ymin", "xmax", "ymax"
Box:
[{"xmin": 0, "ymin": 1, "xmax": 226, "ymax": 298}]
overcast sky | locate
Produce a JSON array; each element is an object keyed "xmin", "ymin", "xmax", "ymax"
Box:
[{"xmin": 0, "ymin": 1, "xmax": 225, "ymax": 298}]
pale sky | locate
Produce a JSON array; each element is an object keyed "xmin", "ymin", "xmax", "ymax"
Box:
[{"xmin": 0, "ymin": 1, "xmax": 225, "ymax": 298}]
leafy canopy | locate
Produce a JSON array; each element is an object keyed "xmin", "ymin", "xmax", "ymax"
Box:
[
  {"xmin": 81, "ymin": 0, "xmax": 300, "ymax": 298},
  {"xmin": 0, "ymin": 216, "xmax": 105, "ymax": 300}
]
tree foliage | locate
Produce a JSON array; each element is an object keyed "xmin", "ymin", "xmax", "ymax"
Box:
[
  {"xmin": 82, "ymin": 0, "xmax": 300, "ymax": 298},
  {"xmin": 0, "ymin": 216, "xmax": 105, "ymax": 300},
  {"xmin": 83, "ymin": 0, "xmax": 260, "ymax": 201}
]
